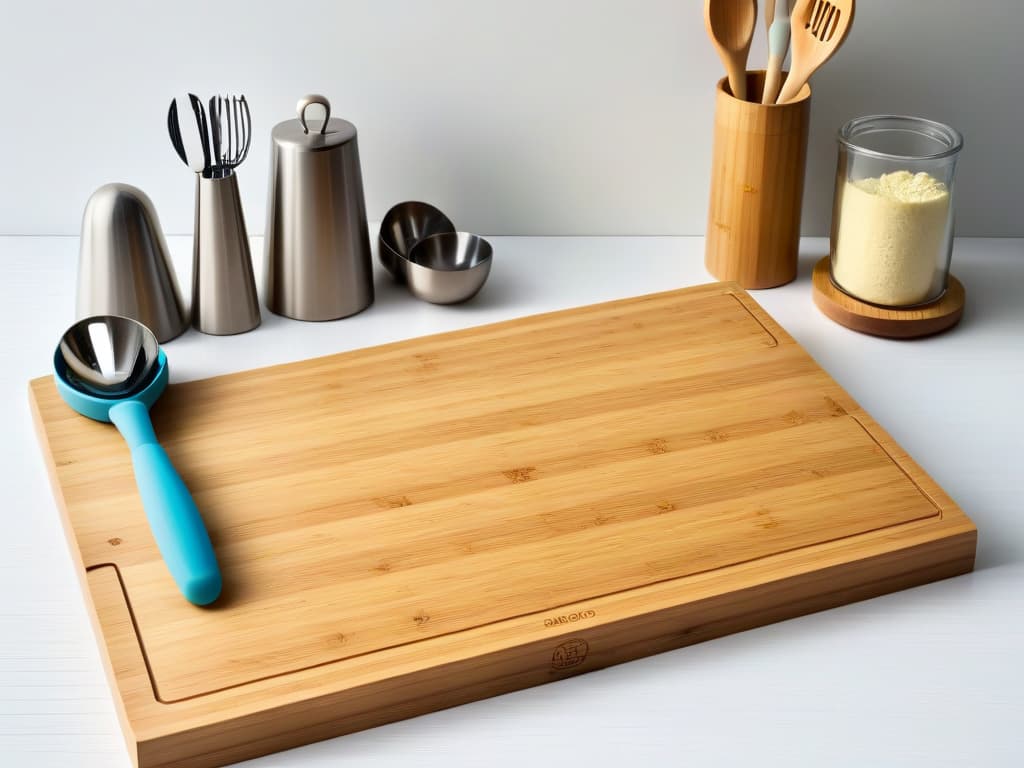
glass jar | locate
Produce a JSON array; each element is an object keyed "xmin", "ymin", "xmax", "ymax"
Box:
[{"xmin": 829, "ymin": 115, "xmax": 963, "ymax": 307}]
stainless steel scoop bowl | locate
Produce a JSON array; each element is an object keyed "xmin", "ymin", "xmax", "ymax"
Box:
[
  {"xmin": 59, "ymin": 315, "xmax": 160, "ymax": 398},
  {"xmin": 406, "ymin": 232, "xmax": 493, "ymax": 304},
  {"xmin": 378, "ymin": 201, "xmax": 455, "ymax": 283}
]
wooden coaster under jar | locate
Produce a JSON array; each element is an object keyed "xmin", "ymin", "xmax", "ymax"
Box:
[{"xmin": 812, "ymin": 257, "xmax": 965, "ymax": 339}]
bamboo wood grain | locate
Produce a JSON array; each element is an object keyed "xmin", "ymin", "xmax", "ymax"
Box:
[
  {"xmin": 29, "ymin": 282, "xmax": 976, "ymax": 768},
  {"xmin": 705, "ymin": 72, "xmax": 810, "ymax": 288},
  {"xmin": 812, "ymin": 257, "xmax": 965, "ymax": 338}
]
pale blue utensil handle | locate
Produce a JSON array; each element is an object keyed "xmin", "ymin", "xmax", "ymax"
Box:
[{"xmin": 109, "ymin": 400, "xmax": 222, "ymax": 606}]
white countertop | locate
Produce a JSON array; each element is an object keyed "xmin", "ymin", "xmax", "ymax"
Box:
[{"xmin": 2, "ymin": 235, "xmax": 1022, "ymax": 767}]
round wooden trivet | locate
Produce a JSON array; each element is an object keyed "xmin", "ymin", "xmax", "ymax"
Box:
[{"xmin": 811, "ymin": 257, "xmax": 965, "ymax": 339}]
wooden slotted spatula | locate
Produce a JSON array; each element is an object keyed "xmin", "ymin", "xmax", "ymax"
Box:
[{"xmin": 776, "ymin": 0, "xmax": 855, "ymax": 104}]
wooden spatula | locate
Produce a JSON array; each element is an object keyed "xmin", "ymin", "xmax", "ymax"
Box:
[
  {"xmin": 704, "ymin": 0, "xmax": 758, "ymax": 102},
  {"xmin": 776, "ymin": 0, "xmax": 855, "ymax": 103}
]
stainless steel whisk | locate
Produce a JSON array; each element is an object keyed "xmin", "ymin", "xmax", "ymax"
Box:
[{"xmin": 208, "ymin": 95, "xmax": 252, "ymax": 178}]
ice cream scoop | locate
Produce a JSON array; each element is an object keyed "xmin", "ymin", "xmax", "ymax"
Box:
[{"xmin": 54, "ymin": 315, "xmax": 222, "ymax": 606}]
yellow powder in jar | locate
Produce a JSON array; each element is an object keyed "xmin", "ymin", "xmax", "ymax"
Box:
[{"xmin": 832, "ymin": 170, "xmax": 951, "ymax": 306}]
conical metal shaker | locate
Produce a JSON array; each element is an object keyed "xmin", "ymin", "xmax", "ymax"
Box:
[
  {"xmin": 77, "ymin": 183, "xmax": 189, "ymax": 343},
  {"xmin": 264, "ymin": 94, "xmax": 374, "ymax": 321}
]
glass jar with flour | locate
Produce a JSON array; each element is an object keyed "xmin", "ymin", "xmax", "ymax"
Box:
[{"xmin": 829, "ymin": 116, "xmax": 963, "ymax": 307}]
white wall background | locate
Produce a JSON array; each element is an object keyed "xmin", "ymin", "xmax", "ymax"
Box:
[{"xmin": 0, "ymin": 0, "xmax": 1020, "ymax": 237}]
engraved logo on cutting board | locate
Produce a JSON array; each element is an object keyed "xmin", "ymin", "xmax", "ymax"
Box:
[
  {"xmin": 543, "ymin": 609, "xmax": 596, "ymax": 628},
  {"xmin": 551, "ymin": 639, "xmax": 589, "ymax": 670}
]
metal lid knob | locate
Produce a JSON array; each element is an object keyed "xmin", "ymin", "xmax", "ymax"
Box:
[{"xmin": 297, "ymin": 94, "xmax": 331, "ymax": 135}]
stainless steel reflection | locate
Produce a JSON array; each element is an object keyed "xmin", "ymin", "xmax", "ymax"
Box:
[
  {"xmin": 59, "ymin": 315, "xmax": 159, "ymax": 398},
  {"xmin": 77, "ymin": 183, "xmax": 188, "ymax": 343},
  {"xmin": 192, "ymin": 173, "xmax": 261, "ymax": 335},
  {"xmin": 378, "ymin": 201, "xmax": 456, "ymax": 283},
  {"xmin": 264, "ymin": 94, "xmax": 373, "ymax": 321},
  {"xmin": 406, "ymin": 232, "xmax": 493, "ymax": 304}
]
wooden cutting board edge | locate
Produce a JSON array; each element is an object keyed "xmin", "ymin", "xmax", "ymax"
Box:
[
  {"xmin": 85, "ymin": 515, "xmax": 976, "ymax": 768},
  {"xmin": 28, "ymin": 282, "xmax": 978, "ymax": 768}
]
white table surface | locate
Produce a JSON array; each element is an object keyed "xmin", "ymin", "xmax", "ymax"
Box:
[{"xmin": 2, "ymin": 235, "xmax": 1022, "ymax": 767}]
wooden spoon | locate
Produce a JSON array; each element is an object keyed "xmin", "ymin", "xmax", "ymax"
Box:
[
  {"xmin": 704, "ymin": 0, "xmax": 758, "ymax": 102},
  {"xmin": 776, "ymin": 0, "xmax": 855, "ymax": 103}
]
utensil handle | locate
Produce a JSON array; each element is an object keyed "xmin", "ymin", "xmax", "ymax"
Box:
[
  {"xmin": 109, "ymin": 400, "xmax": 222, "ymax": 606},
  {"xmin": 727, "ymin": 70, "xmax": 747, "ymax": 102},
  {"xmin": 763, "ymin": 20, "xmax": 790, "ymax": 104},
  {"xmin": 775, "ymin": 74, "xmax": 803, "ymax": 104}
]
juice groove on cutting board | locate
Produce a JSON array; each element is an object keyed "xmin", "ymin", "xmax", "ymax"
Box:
[{"xmin": 29, "ymin": 283, "xmax": 975, "ymax": 767}]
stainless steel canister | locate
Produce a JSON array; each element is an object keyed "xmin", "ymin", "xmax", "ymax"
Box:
[{"xmin": 264, "ymin": 94, "xmax": 374, "ymax": 321}]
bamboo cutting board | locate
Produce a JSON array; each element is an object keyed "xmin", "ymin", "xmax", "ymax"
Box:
[{"xmin": 30, "ymin": 283, "xmax": 976, "ymax": 768}]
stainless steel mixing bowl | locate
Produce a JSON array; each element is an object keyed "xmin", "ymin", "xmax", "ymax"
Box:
[
  {"xmin": 406, "ymin": 232, "xmax": 493, "ymax": 304},
  {"xmin": 378, "ymin": 201, "xmax": 456, "ymax": 283}
]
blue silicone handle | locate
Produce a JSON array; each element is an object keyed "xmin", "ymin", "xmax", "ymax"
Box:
[{"xmin": 109, "ymin": 400, "xmax": 222, "ymax": 606}]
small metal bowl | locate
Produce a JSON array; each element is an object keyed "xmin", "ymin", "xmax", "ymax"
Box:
[
  {"xmin": 378, "ymin": 201, "xmax": 456, "ymax": 283},
  {"xmin": 406, "ymin": 232, "xmax": 493, "ymax": 305}
]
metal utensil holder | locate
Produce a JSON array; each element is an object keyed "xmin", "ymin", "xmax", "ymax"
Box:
[{"xmin": 192, "ymin": 172, "xmax": 261, "ymax": 335}]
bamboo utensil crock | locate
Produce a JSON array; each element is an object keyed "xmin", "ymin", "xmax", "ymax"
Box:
[{"xmin": 705, "ymin": 70, "xmax": 810, "ymax": 289}]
